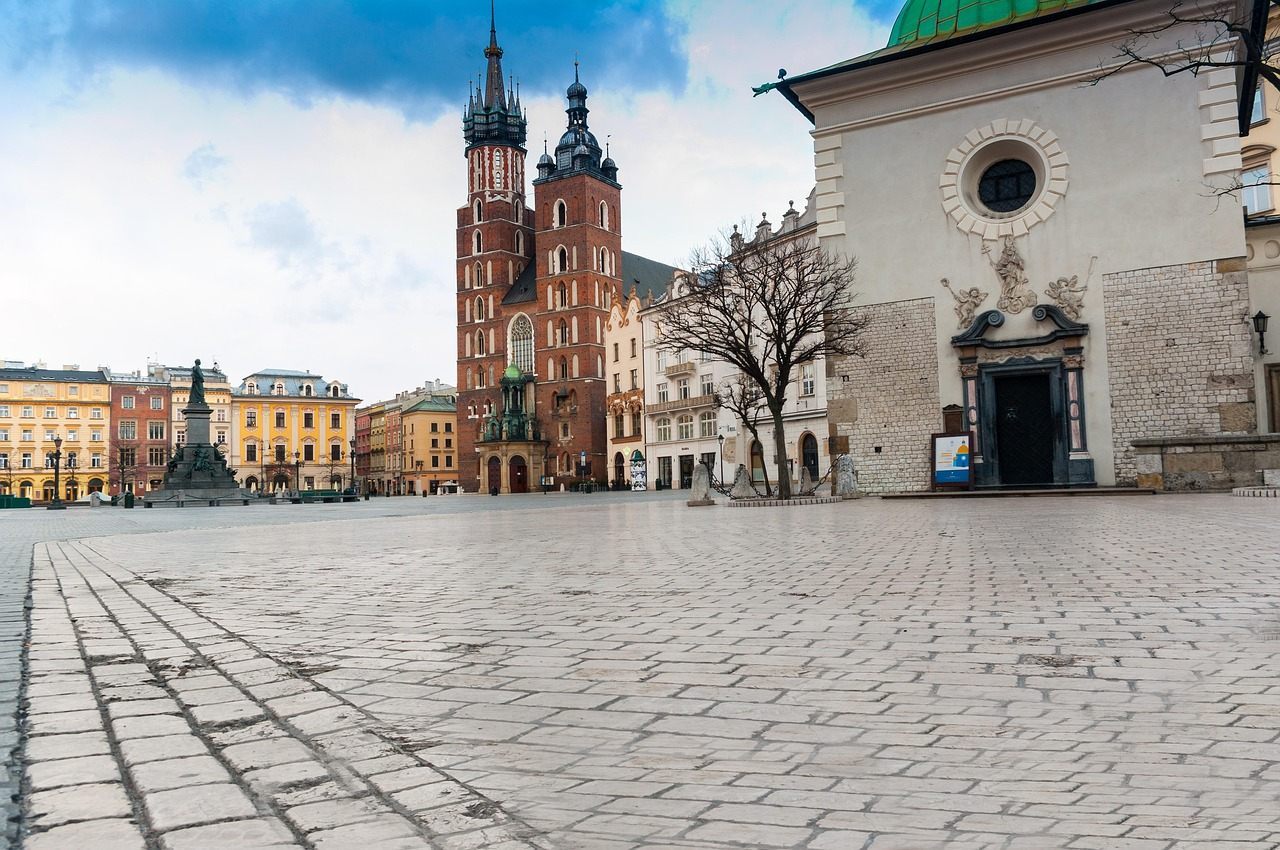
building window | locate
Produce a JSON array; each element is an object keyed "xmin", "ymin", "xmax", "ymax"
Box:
[
  {"xmin": 21, "ymin": 406, "xmax": 34, "ymax": 418},
  {"xmin": 303, "ymin": 444, "xmax": 314, "ymax": 462},
  {"xmin": 656, "ymin": 350, "xmax": 666, "ymax": 371},
  {"xmin": 614, "ymin": 414, "xmax": 625, "ymax": 438},
  {"xmin": 658, "ymin": 456, "xmax": 672, "ymax": 486},
  {"xmin": 330, "ymin": 412, "xmax": 341, "ymax": 429},
  {"xmin": 121, "ymin": 397, "xmax": 134, "ymax": 410},
  {"xmin": 148, "ymin": 422, "xmax": 165, "ymax": 440},
  {"xmin": 151, "ymin": 396, "xmax": 163, "ymax": 409},
  {"xmin": 118, "ymin": 421, "xmax": 137, "ymax": 440},
  {"xmin": 246, "ymin": 410, "xmax": 258, "ymax": 427},
  {"xmin": 0, "ymin": 405, "xmax": 8, "ymax": 417},
  {"xmin": 475, "ymin": 296, "xmax": 485, "ymax": 322},
  {"xmin": 556, "ymin": 200, "xmax": 567, "ymax": 227},
  {"xmin": 699, "ymin": 411, "xmax": 716, "ymax": 437},
  {"xmin": 700, "ymin": 374, "xmax": 715, "ymax": 397},
  {"xmin": 657, "ymin": 383, "xmax": 669, "ymax": 403},
  {"xmin": 67, "ymin": 407, "xmax": 79, "ymax": 419},
  {"xmin": 20, "ymin": 430, "xmax": 33, "ymax": 442},
  {"xmin": 613, "ymin": 343, "xmax": 619, "ymax": 361},
  {"xmin": 557, "ymin": 282, "xmax": 568, "ymax": 308},
  {"xmin": 21, "ymin": 453, "xmax": 32, "ymax": 469},
  {"xmin": 558, "ymin": 247, "xmax": 568, "ymax": 273},
  {"xmin": 275, "ymin": 411, "xmax": 286, "ymax": 428},
  {"xmin": 613, "ymin": 373, "xmax": 621, "ymax": 393},
  {"xmin": 801, "ymin": 363, "xmax": 816, "ymax": 397},
  {"xmin": 558, "ymin": 358, "xmax": 568, "ymax": 381},
  {"xmin": 656, "ymin": 417, "xmax": 672, "ymax": 441},
  {"xmin": 431, "ymin": 438, "xmax": 439, "ymax": 448},
  {"xmin": 90, "ymin": 453, "xmax": 101, "ymax": 468},
  {"xmin": 476, "ymin": 330, "xmax": 487, "ymax": 357},
  {"xmin": 1243, "ymin": 165, "xmax": 1273, "ymax": 215},
  {"xmin": 91, "ymin": 407, "xmax": 103, "ymax": 419},
  {"xmin": 148, "ymin": 447, "xmax": 166, "ymax": 466},
  {"xmin": 473, "ymin": 230, "xmax": 483, "ymax": 254},
  {"xmin": 560, "ymin": 422, "xmax": 570, "ymax": 439},
  {"xmin": 677, "ymin": 415, "xmax": 694, "ymax": 440},
  {"xmin": 91, "ymin": 429, "xmax": 102, "ymax": 442},
  {"xmin": 511, "ymin": 314, "xmax": 534, "ymax": 371},
  {"xmin": 1252, "ymin": 86, "xmax": 1266, "ymax": 125},
  {"xmin": 275, "ymin": 445, "xmax": 286, "ymax": 462},
  {"xmin": 629, "ymin": 369, "xmax": 638, "ymax": 390},
  {"xmin": 330, "ymin": 443, "xmax": 341, "ymax": 461},
  {"xmin": 303, "ymin": 412, "xmax": 314, "ymax": 429},
  {"xmin": 978, "ymin": 158, "xmax": 1036, "ymax": 213},
  {"xmin": 246, "ymin": 444, "xmax": 258, "ymax": 463},
  {"xmin": 216, "ymin": 431, "xmax": 226, "ymax": 444},
  {"xmin": 677, "ymin": 378, "xmax": 690, "ymax": 400},
  {"xmin": 631, "ymin": 339, "xmax": 637, "ymax": 357}
]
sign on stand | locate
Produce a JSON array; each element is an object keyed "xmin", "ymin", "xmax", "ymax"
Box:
[{"xmin": 931, "ymin": 431, "xmax": 974, "ymax": 491}]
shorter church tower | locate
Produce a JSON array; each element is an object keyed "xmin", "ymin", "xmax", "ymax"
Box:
[{"xmin": 532, "ymin": 66, "xmax": 622, "ymax": 486}]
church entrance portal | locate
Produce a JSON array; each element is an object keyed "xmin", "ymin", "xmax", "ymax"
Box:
[
  {"xmin": 992, "ymin": 373, "xmax": 1054, "ymax": 487},
  {"xmin": 509, "ymin": 456, "xmax": 528, "ymax": 493},
  {"xmin": 487, "ymin": 457, "xmax": 502, "ymax": 494}
]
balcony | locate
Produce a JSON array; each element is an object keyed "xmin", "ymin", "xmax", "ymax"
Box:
[
  {"xmin": 663, "ymin": 360, "xmax": 696, "ymax": 377},
  {"xmin": 646, "ymin": 394, "xmax": 716, "ymax": 414}
]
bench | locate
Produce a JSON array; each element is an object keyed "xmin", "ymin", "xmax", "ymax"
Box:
[{"xmin": 293, "ymin": 489, "xmax": 343, "ymax": 504}]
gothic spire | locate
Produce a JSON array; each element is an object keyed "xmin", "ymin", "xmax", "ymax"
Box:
[{"xmin": 463, "ymin": 3, "xmax": 526, "ymax": 151}]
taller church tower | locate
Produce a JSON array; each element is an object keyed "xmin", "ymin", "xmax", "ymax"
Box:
[{"xmin": 456, "ymin": 13, "xmax": 534, "ymax": 492}]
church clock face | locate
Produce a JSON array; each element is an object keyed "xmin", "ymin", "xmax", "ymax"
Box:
[{"xmin": 492, "ymin": 150, "xmax": 503, "ymax": 190}]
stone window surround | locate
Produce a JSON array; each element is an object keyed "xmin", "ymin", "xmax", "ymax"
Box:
[{"xmin": 941, "ymin": 119, "xmax": 1069, "ymax": 240}]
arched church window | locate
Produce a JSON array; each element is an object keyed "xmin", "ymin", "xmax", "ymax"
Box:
[
  {"xmin": 475, "ymin": 297, "xmax": 485, "ymax": 322},
  {"xmin": 473, "ymin": 230, "xmax": 483, "ymax": 255},
  {"xmin": 475, "ymin": 262, "xmax": 482, "ymax": 287},
  {"xmin": 557, "ymin": 282, "xmax": 568, "ymax": 308},
  {"xmin": 558, "ymin": 357, "xmax": 568, "ymax": 381},
  {"xmin": 510, "ymin": 315, "xmax": 533, "ymax": 372},
  {"xmin": 474, "ymin": 200, "xmax": 482, "ymax": 222},
  {"xmin": 558, "ymin": 247, "xmax": 568, "ymax": 273},
  {"xmin": 558, "ymin": 319, "xmax": 569, "ymax": 346},
  {"xmin": 475, "ymin": 330, "xmax": 486, "ymax": 357},
  {"xmin": 515, "ymin": 231, "xmax": 523, "ymax": 254},
  {"xmin": 556, "ymin": 200, "xmax": 567, "ymax": 228},
  {"xmin": 600, "ymin": 201, "xmax": 608, "ymax": 229}
]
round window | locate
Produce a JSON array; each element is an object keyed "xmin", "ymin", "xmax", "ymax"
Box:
[{"xmin": 978, "ymin": 159, "xmax": 1037, "ymax": 213}]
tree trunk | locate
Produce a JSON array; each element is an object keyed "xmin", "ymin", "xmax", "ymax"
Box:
[{"xmin": 770, "ymin": 403, "xmax": 791, "ymax": 499}]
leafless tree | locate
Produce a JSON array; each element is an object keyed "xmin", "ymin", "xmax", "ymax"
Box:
[
  {"xmin": 110, "ymin": 443, "xmax": 140, "ymax": 496},
  {"xmin": 1090, "ymin": 0, "xmax": 1272, "ymax": 95},
  {"xmin": 657, "ymin": 235, "xmax": 866, "ymax": 499}
]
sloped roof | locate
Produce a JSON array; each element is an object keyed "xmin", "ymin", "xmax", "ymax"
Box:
[
  {"xmin": 621, "ymin": 251, "xmax": 680, "ymax": 304},
  {"xmin": 502, "ymin": 261, "xmax": 538, "ymax": 305},
  {"xmin": 0, "ymin": 367, "xmax": 107, "ymax": 383}
]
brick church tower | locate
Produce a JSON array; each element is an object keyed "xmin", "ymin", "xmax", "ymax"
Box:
[
  {"xmin": 455, "ymin": 18, "xmax": 621, "ymax": 493},
  {"xmin": 531, "ymin": 65, "xmax": 621, "ymax": 488}
]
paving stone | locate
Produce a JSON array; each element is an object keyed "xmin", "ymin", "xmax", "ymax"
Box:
[
  {"xmin": 24, "ymin": 817, "xmax": 147, "ymax": 850},
  {"xmin": 24, "ymin": 731, "xmax": 112, "ymax": 762},
  {"xmin": 27, "ymin": 754, "xmax": 121, "ymax": 790},
  {"xmin": 129, "ymin": 755, "xmax": 232, "ymax": 793},
  {"xmin": 157, "ymin": 817, "xmax": 298, "ymax": 850},
  {"xmin": 118, "ymin": 734, "xmax": 211, "ymax": 766},
  {"xmin": 143, "ymin": 782, "xmax": 259, "ymax": 832},
  {"xmin": 27, "ymin": 781, "xmax": 132, "ymax": 827}
]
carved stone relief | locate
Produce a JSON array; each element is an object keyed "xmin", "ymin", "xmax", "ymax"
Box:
[
  {"xmin": 941, "ymin": 278, "xmax": 988, "ymax": 329},
  {"xmin": 983, "ymin": 237, "xmax": 1038, "ymax": 314},
  {"xmin": 1043, "ymin": 258, "xmax": 1093, "ymax": 321}
]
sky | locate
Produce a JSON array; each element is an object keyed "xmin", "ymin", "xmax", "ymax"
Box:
[{"xmin": 1, "ymin": 0, "xmax": 895, "ymax": 403}]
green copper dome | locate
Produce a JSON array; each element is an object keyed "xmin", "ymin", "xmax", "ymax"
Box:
[
  {"xmin": 887, "ymin": 0, "xmax": 1103, "ymax": 46},
  {"xmin": 503, "ymin": 363, "xmax": 523, "ymax": 381}
]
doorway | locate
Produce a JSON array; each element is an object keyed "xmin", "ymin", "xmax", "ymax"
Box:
[
  {"xmin": 993, "ymin": 373, "xmax": 1054, "ymax": 487},
  {"xmin": 678, "ymin": 455, "xmax": 694, "ymax": 489},
  {"xmin": 487, "ymin": 456, "xmax": 502, "ymax": 494},
  {"xmin": 801, "ymin": 433, "xmax": 819, "ymax": 480},
  {"xmin": 509, "ymin": 456, "xmax": 528, "ymax": 493}
]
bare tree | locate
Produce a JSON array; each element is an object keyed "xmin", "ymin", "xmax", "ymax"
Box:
[
  {"xmin": 1090, "ymin": 0, "xmax": 1272, "ymax": 95},
  {"xmin": 110, "ymin": 443, "xmax": 139, "ymax": 496},
  {"xmin": 657, "ymin": 235, "xmax": 866, "ymax": 499}
]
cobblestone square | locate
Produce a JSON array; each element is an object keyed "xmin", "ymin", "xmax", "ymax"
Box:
[{"xmin": 5, "ymin": 492, "xmax": 1280, "ymax": 849}]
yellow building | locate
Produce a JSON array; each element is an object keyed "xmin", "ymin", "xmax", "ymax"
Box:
[
  {"xmin": 0, "ymin": 363, "xmax": 111, "ymax": 501},
  {"xmin": 401, "ymin": 396, "xmax": 458, "ymax": 495},
  {"xmin": 231, "ymin": 369, "xmax": 359, "ymax": 493}
]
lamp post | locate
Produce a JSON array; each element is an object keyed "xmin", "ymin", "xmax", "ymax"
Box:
[
  {"xmin": 47, "ymin": 436, "xmax": 65, "ymax": 510},
  {"xmin": 349, "ymin": 437, "xmax": 356, "ymax": 494},
  {"xmin": 1254, "ymin": 310, "xmax": 1271, "ymax": 356},
  {"xmin": 294, "ymin": 451, "xmax": 301, "ymax": 493},
  {"xmin": 718, "ymin": 433, "xmax": 725, "ymax": 485}
]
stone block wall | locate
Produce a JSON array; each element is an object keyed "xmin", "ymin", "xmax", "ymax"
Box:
[
  {"xmin": 1133, "ymin": 435, "xmax": 1280, "ymax": 490},
  {"xmin": 1103, "ymin": 259, "xmax": 1253, "ymax": 486},
  {"xmin": 826, "ymin": 297, "xmax": 940, "ymax": 494}
]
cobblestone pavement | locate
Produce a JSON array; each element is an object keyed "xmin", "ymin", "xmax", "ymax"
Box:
[{"xmin": 6, "ymin": 492, "xmax": 1280, "ymax": 849}]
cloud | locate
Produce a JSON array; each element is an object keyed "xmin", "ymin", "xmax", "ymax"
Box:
[
  {"xmin": 182, "ymin": 143, "xmax": 230, "ymax": 188},
  {"xmin": 245, "ymin": 198, "xmax": 323, "ymax": 269},
  {"xmin": 3, "ymin": 0, "xmax": 689, "ymax": 119}
]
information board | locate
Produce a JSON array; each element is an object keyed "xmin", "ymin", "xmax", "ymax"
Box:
[{"xmin": 931, "ymin": 431, "xmax": 974, "ymax": 490}]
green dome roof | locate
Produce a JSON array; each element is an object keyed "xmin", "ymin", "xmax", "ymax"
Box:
[
  {"xmin": 503, "ymin": 363, "xmax": 522, "ymax": 380},
  {"xmin": 887, "ymin": 0, "xmax": 1102, "ymax": 46}
]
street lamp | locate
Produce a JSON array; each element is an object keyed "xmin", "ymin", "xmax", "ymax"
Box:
[
  {"xmin": 1254, "ymin": 310, "xmax": 1270, "ymax": 355},
  {"xmin": 349, "ymin": 437, "xmax": 356, "ymax": 494},
  {"xmin": 718, "ymin": 433, "xmax": 725, "ymax": 485},
  {"xmin": 47, "ymin": 436, "xmax": 65, "ymax": 510},
  {"xmin": 294, "ymin": 451, "xmax": 301, "ymax": 493}
]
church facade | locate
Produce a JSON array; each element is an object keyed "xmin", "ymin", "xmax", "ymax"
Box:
[
  {"xmin": 454, "ymin": 21, "xmax": 670, "ymax": 493},
  {"xmin": 775, "ymin": 0, "xmax": 1277, "ymax": 492}
]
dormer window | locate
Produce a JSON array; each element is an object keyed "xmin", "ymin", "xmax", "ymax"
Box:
[
  {"xmin": 329, "ymin": 385, "xmax": 341, "ymax": 398},
  {"xmin": 247, "ymin": 381, "xmax": 257, "ymax": 395},
  {"xmin": 302, "ymin": 384, "xmax": 313, "ymax": 397},
  {"xmin": 274, "ymin": 383, "xmax": 285, "ymax": 396}
]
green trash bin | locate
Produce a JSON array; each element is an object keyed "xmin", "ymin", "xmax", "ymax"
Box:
[{"xmin": 124, "ymin": 492, "xmax": 135, "ymax": 509}]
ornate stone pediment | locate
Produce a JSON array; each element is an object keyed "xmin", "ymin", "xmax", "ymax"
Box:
[{"xmin": 951, "ymin": 304, "xmax": 1088, "ymax": 350}]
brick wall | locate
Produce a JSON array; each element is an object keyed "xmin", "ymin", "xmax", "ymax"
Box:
[
  {"xmin": 827, "ymin": 297, "xmax": 940, "ymax": 494},
  {"xmin": 1103, "ymin": 259, "xmax": 1254, "ymax": 486}
]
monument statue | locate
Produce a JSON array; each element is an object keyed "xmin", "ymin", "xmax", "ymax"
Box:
[
  {"xmin": 190, "ymin": 358, "xmax": 206, "ymax": 406},
  {"xmin": 984, "ymin": 237, "xmax": 1037, "ymax": 314}
]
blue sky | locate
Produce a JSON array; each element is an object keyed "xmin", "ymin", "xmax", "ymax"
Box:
[{"xmin": 0, "ymin": 1, "xmax": 893, "ymax": 401}]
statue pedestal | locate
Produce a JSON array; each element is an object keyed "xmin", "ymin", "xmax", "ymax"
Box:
[{"xmin": 146, "ymin": 404, "xmax": 244, "ymax": 505}]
